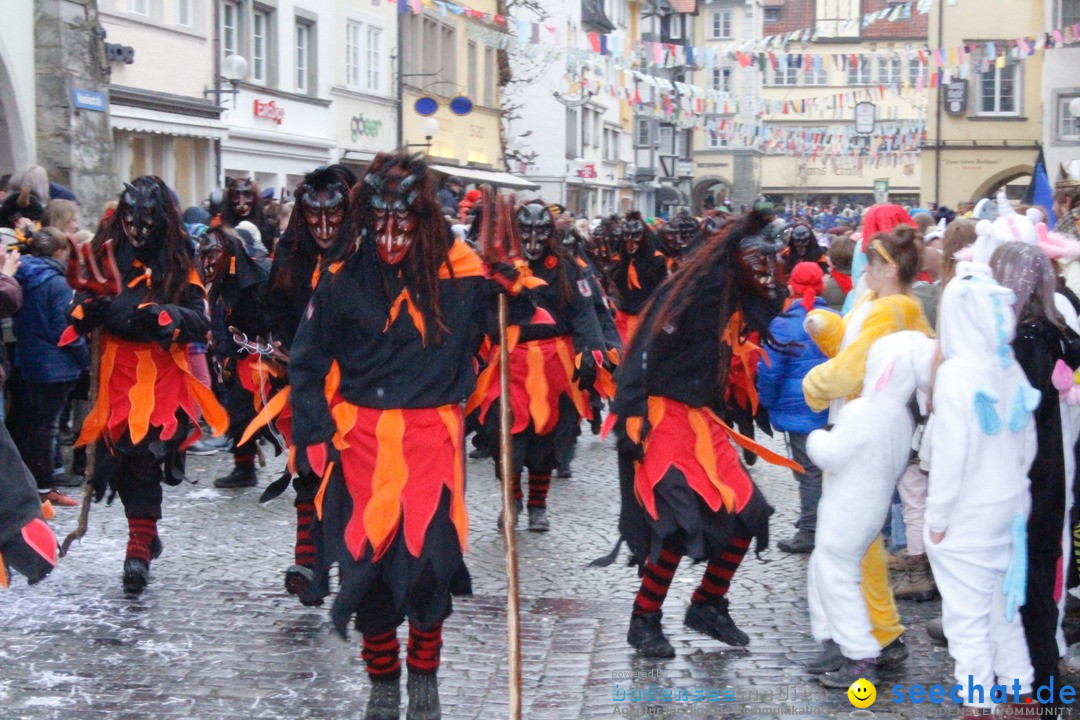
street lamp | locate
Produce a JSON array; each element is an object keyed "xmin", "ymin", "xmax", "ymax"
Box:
[
  {"xmin": 624, "ymin": 162, "xmax": 637, "ymax": 181},
  {"xmin": 405, "ymin": 117, "xmax": 441, "ymax": 154},
  {"xmin": 204, "ymin": 54, "xmax": 248, "ymax": 108},
  {"xmin": 569, "ymin": 156, "xmax": 586, "ymax": 176}
]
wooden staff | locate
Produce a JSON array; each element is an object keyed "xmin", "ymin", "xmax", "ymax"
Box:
[
  {"xmin": 59, "ymin": 236, "xmax": 120, "ymax": 557},
  {"xmin": 497, "ymin": 292, "xmax": 521, "ymax": 720},
  {"xmin": 59, "ymin": 330, "xmax": 99, "ymax": 557},
  {"xmin": 481, "ymin": 186, "xmax": 522, "ymax": 719}
]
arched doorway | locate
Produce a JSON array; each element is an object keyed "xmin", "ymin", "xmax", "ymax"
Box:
[
  {"xmin": 692, "ymin": 177, "xmax": 731, "ymax": 214},
  {"xmin": 971, "ymin": 165, "xmax": 1034, "ymax": 202}
]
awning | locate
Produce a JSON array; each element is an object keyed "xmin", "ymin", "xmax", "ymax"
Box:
[
  {"xmin": 657, "ymin": 186, "xmax": 689, "ymax": 205},
  {"xmin": 428, "ymin": 164, "xmax": 539, "ymax": 191},
  {"xmin": 111, "ymin": 104, "xmax": 228, "ymax": 140}
]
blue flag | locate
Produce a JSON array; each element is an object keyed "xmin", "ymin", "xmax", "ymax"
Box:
[{"xmin": 1024, "ymin": 150, "xmax": 1057, "ymax": 228}]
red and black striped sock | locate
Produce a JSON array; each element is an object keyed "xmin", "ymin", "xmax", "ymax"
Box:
[
  {"xmin": 527, "ymin": 473, "xmax": 551, "ymax": 509},
  {"xmin": 126, "ymin": 516, "xmax": 158, "ymax": 565},
  {"xmin": 361, "ymin": 629, "xmax": 402, "ymax": 680},
  {"xmin": 294, "ymin": 500, "xmax": 316, "ymax": 569},
  {"xmin": 406, "ymin": 621, "xmax": 443, "ymax": 675},
  {"xmin": 690, "ymin": 533, "xmax": 751, "ymax": 605},
  {"xmin": 234, "ymin": 454, "xmax": 255, "ymax": 468},
  {"xmin": 632, "ymin": 548, "xmax": 681, "ymax": 616}
]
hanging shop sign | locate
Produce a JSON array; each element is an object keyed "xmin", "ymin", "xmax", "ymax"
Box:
[
  {"xmin": 253, "ymin": 99, "xmax": 285, "ymax": 125},
  {"xmin": 943, "ymin": 80, "xmax": 968, "ymax": 116}
]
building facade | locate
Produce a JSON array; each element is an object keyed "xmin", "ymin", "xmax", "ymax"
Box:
[
  {"xmin": 100, "ymin": 0, "xmax": 224, "ymax": 210},
  {"xmin": 508, "ymin": 0, "xmax": 634, "ymax": 216},
  {"xmin": 922, "ymin": 0, "xmax": 1043, "ymax": 205},
  {"xmin": 332, "ymin": 0, "xmax": 399, "ymax": 174},
  {"xmin": 400, "ymin": 0, "xmax": 504, "ymax": 179},
  {"xmin": 217, "ymin": 0, "xmax": 337, "ymax": 198},
  {"xmin": 1042, "ymin": 0, "xmax": 1080, "ymax": 184},
  {"xmin": 692, "ymin": 0, "xmax": 929, "ymax": 212}
]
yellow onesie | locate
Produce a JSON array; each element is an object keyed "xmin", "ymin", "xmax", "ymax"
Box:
[{"xmin": 802, "ymin": 291, "xmax": 933, "ymax": 648}]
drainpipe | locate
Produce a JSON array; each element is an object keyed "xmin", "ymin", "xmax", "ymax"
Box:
[{"xmin": 933, "ymin": 0, "xmax": 943, "ymax": 205}]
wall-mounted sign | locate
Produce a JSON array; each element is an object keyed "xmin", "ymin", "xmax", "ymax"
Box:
[
  {"xmin": 105, "ymin": 42, "xmax": 135, "ymax": 64},
  {"xmin": 414, "ymin": 97, "xmax": 438, "ymax": 116},
  {"xmin": 253, "ymin": 99, "xmax": 285, "ymax": 125},
  {"xmin": 351, "ymin": 113, "xmax": 383, "ymax": 141},
  {"xmin": 449, "ymin": 96, "xmax": 473, "ymax": 116},
  {"xmin": 72, "ymin": 89, "xmax": 107, "ymax": 112},
  {"xmin": 577, "ymin": 163, "xmax": 597, "ymax": 179},
  {"xmin": 874, "ymin": 178, "xmax": 890, "ymax": 203},
  {"xmin": 854, "ymin": 102, "xmax": 876, "ymax": 135},
  {"xmin": 944, "ymin": 80, "xmax": 968, "ymax": 116}
]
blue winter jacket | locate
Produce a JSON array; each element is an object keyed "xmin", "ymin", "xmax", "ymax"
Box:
[
  {"xmin": 13, "ymin": 256, "xmax": 88, "ymax": 384},
  {"xmin": 756, "ymin": 298, "xmax": 836, "ymax": 434}
]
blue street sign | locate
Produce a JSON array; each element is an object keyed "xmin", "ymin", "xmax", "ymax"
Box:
[
  {"xmin": 414, "ymin": 97, "xmax": 438, "ymax": 116},
  {"xmin": 448, "ymin": 96, "xmax": 473, "ymax": 116},
  {"xmin": 72, "ymin": 89, "xmax": 107, "ymax": 112}
]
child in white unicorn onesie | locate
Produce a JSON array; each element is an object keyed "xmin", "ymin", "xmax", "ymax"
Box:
[
  {"xmin": 805, "ymin": 330, "xmax": 936, "ymax": 683},
  {"xmin": 925, "ymin": 263, "xmax": 1037, "ymax": 710}
]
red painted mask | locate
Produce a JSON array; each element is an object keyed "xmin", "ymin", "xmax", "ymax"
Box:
[{"xmin": 302, "ymin": 189, "xmax": 346, "ymax": 250}]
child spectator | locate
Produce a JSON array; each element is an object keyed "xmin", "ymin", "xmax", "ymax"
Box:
[
  {"xmin": 11, "ymin": 228, "xmax": 88, "ymax": 507},
  {"xmin": 822, "ymin": 235, "xmax": 854, "ymax": 311},
  {"xmin": 757, "ymin": 262, "xmax": 837, "ymax": 554},
  {"xmin": 42, "ymin": 199, "xmax": 79, "ymax": 236}
]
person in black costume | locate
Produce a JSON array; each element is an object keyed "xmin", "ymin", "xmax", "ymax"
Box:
[
  {"xmin": 289, "ymin": 153, "xmax": 538, "ymax": 720},
  {"xmin": 65, "ymin": 176, "xmax": 227, "ymax": 594},
  {"xmin": 199, "ymin": 224, "xmax": 272, "ymax": 490},
  {"xmin": 602, "ymin": 206, "xmax": 798, "ymax": 659}
]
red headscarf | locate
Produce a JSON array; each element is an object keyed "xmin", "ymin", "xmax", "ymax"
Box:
[
  {"xmin": 790, "ymin": 261, "xmax": 824, "ymax": 312},
  {"xmin": 860, "ymin": 204, "xmax": 915, "ymax": 252}
]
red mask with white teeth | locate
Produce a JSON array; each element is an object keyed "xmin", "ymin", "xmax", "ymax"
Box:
[{"xmin": 365, "ymin": 170, "xmax": 421, "ymax": 266}]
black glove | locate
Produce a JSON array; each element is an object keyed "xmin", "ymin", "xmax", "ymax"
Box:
[
  {"xmin": 70, "ymin": 296, "xmax": 112, "ymax": 333},
  {"xmin": 615, "ymin": 415, "xmax": 649, "ymax": 463},
  {"xmin": 296, "ymin": 441, "xmax": 340, "ymax": 478},
  {"xmin": 736, "ymin": 486, "xmax": 776, "ymax": 559},
  {"xmin": 0, "ymin": 519, "xmax": 57, "ymax": 586},
  {"xmin": 484, "ymin": 261, "xmax": 519, "ymax": 293},
  {"xmin": 574, "ymin": 351, "xmax": 598, "ymax": 392},
  {"xmin": 129, "ymin": 305, "xmax": 175, "ymax": 344}
]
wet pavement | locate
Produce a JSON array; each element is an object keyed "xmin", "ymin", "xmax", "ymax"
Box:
[{"xmin": 1, "ymin": 430, "xmax": 960, "ymax": 719}]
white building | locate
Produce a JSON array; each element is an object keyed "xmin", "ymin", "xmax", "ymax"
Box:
[
  {"xmin": 1043, "ymin": 0, "xmax": 1080, "ymax": 180},
  {"xmin": 217, "ymin": 0, "xmax": 338, "ymax": 197},
  {"xmin": 331, "ymin": 0, "xmax": 399, "ymax": 175},
  {"xmin": 100, "ymin": 0, "xmax": 225, "ymax": 209},
  {"xmin": 508, "ymin": 0, "xmax": 634, "ymax": 217},
  {"xmin": 0, "ymin": 2, "xmax": 35, "ymax": 173}
]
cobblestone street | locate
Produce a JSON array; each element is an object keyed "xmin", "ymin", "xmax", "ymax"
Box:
[{"xmin": 1, "ymin": 431, "xmax": 955, "ymax": 719}]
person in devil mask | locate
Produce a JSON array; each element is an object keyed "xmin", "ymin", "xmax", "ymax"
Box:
[
  {"xmin": 610, "ymin": 210, "xmax": 668, "ymax": 346},
  {"xmin": 782, "ymin": 222, "xmax": 828, "ymax": 275},
  {"xmin": 288, "ymin": 152, "xmax": 540, "ymax": 720},
  {"xmin": 256, "ymin": 164, "xmax": 357, "ymax": 606},
  {"xmin": 561, "ymin": 218, "xmax": 621, "ymax": 438},
  {"xmin": 584, "ymin": 215, "xmax": 619, "ymax": 289},
  {"xmin": 197, "ymin": 224, "xmax": 273, "ymax": 490},
  {"xmin": 598, "ymin": 206, "xmax": 801, "ymax": 659},
  {"xmin": 222, "ymin": 176, "xmax": 276, "ymax": 257},
  {"xmin": 468, "ymin": 200, "xmax": 607, "ymax": 527},
  {"xmin": 657, "ymin": 210, "xmax": 701, "ymax": 273},
  {"xmin": 64, "ymin": 176, "xmax": 228, "ymax": 594}
]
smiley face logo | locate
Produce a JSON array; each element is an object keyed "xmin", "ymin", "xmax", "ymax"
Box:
[{"xmin": 847, "ymin": 677, "xmax": 876, "ymax": 708}]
